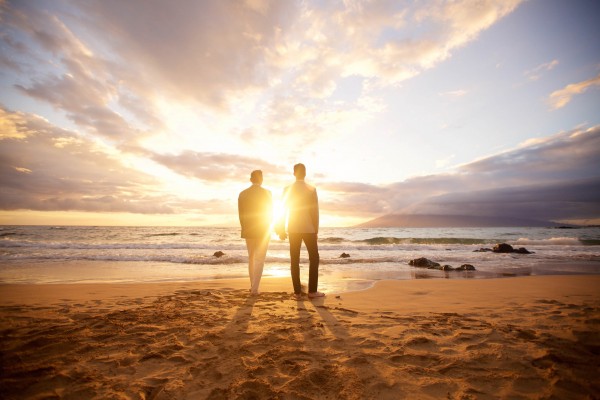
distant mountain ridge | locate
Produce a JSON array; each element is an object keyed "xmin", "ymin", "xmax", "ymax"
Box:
[{"xmin": 356, "ymin": 214, "xmax": 554, "ymax": 228}]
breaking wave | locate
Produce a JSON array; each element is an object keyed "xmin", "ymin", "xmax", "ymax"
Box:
[
  {"xmin": 357, "ymin": 237, "xmax": 490, "ymax": 245},
  {"xmin": 514, "ymin": 237, "xmax": 584, "ymax": 246}
]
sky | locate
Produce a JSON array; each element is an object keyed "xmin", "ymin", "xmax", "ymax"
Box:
[{"xmin": 1, "ymin": 0, "xmax": 599, "ymax": 227}]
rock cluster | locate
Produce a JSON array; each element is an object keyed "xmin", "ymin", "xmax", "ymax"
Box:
[
  {"xmin": 408, "ymin": 257, "xmax": 476, "ymax": 271},
  {"xmin": 473, "ymin": 243, "xmax": 533, "ymax": 254}
]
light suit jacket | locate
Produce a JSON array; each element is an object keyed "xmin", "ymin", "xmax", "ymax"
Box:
[
  {"xmin": 238, "ymin": 185, "xmax": 272, "ymax": 239},
  {"xmin": 279, "ymin": 180, "xmax": 319, "ymax": 234}
]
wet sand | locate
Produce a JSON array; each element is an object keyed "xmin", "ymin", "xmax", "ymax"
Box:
[{"xmin": 1, "ymin": 275, "xmax": 599, "ymax": 399}]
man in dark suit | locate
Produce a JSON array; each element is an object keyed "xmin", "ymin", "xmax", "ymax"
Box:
[
  {"xmin": 276, "ymin": 163, "xmax": 324, "ymax": 299},
  {"xmin": 238, "ymin": 170, "xmax": 272, "ymax": 295}
]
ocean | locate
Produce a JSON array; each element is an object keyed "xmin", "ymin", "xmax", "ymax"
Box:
[{"xmin": 1, "ymin": 225, "xmax": 599, "ymax": 293}]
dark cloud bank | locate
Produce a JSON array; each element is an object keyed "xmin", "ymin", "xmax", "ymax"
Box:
[
  {"xmin": 328, "ymin": 126, "xmax": 600, "ymax": 226},
  {"xmin": 358, "ymin": 176, "xmax": 600, "ymax": 227}
]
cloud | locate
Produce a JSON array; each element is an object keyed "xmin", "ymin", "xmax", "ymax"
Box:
[
  {"xmin": 435, "ymin": 154, "xmax": 456, "ymax": 168},
  {"xmin": 2, "ymin": 2, "xmax": 162, "ymax": 143},
  {"xmin": 75, "ymin": 0, "xmax": 297, "ymax": 108},
  {"xmin": 318, "ymin": 173, "xmax": 466, "ymax": 219},
  {"xmin": 320, "ymin": 182, "xmax": 387, "ymax": 194},
  {"xmin": 3, "ymin": 0, "xmax": 524, "ymax": 102},
  {"xmin": 439, "ymin": 90, "xmax": 467, "ymax": 98},
  {"xmin": 318, "ymin": 182, "xmax": 392, "ymax": 217},
  {"xmin": 257, "ymin": 0, "xmax": 522, "ymax": 145},
  {"xmin": 260, "ymin": 93, "xmax": 384, "ymax": 147},
  {"xmin": 411, "ymin": 0, "xmax": 522, "ymax": 68},
  {"xmin": 0, "ymin": 105, "xmax": 294, "ymax": 218},
  {"xmin": 167, "ymin": 197, "xmax": 236, "ymax": 216},
  {"xmin": 525, "ymin": 59, "xmax": 559, "ymax": 81},
  {"xmin": 151, "ymin": 151, "xmax": 284, "ymax": 182},
  {"xmin": 0, "ymin": 107, "xmax": 172, "ymax": 214},
  {"xmin": 460, "ymin": 126, "xmax": 600, "ymax": 183},
  {"xmin": 406, "ymin": 177, "xmax": 600, "ymax": 221},
  {"xmin": 548, "ymin": 72, "xmax": 600, "ymax": 109},
  {"xmin": 15, "ymin": 75, "xmax": 135, "ymax": 139},
  {"xmin": 321, "ymin": 194, "xmax": 392, "ymax": 217},
  {"xmin": 1, "ymin": 0, "xmax": 524, "ymax": 157},
  {"xmin": 239, "ymin": 0, "xmax": 522, "ymax": 149},
  {"xmin": 292, "ymin": 0, "xmax": 523, "ymax": 86}
]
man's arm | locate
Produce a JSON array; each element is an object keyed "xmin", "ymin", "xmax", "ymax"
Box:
[
  {"xmin": 267, "ymin": 191, "xmax": 273, "ymax": 218},
  {"xmin": 312, "ymin": 189, "xmax": 319, "ymax": 234},
  {"xmin": 275, "ymin": 187, "xmax": 288, "ymax": 239},
  {"xmin": 238, "ymin": 193, "xmax": 246, "ymax": 228}
]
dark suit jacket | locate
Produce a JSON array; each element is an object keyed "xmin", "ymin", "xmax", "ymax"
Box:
[{"xmin": 238, "ymin": 185, "xmax": 273, "ymax": 238}]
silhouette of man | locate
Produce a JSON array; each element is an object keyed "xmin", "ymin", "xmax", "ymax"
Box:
[
  {"xmin": 277, "ymin": 163, "xmax": 324, "ymax": 299},
  {"xmin": 238, "ymin": 170, "xmax": 272, "ymax": 295}
]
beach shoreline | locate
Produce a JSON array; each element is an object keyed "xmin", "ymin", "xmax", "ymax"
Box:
[
  {"xmin": 1, "ymin": 258, "xmax": 599, "ymax": 292},
  {"xmin": 1, "ymin": 273, "xmax": 599, "ymax": 306},
  {"xmin": 1, "ymin": 275, "xmax": 599, "ymax": 399}
]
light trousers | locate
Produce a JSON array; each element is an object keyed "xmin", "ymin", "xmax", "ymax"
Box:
[{"xmin": 245, "ymin": 236, "xmax": 270, "ymax": 294}]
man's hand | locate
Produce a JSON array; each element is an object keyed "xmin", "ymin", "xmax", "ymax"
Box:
[{"xmin": 278, "ymin": 233, "xmax": 287, "ymax": 241}]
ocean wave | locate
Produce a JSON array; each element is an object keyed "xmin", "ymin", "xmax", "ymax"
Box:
[
  {"xmin": 514, "ymin": 237, "xmax": 583, "ymax": 246},
  {"xmin": 0, "ymin": 250, "xmax": 403, "ymax": 266},
  {"xmin": 359, "ymin": 237, "xmax": 407, "ymax": 245},
  {"xmin": 357, "ymin": 237, "xmax": 489, "ymax": 245},
  {"xmin": 320, "ymin": 237, "xmax": 346, "ymax": 243},
  {"xmin": 409, "ymin": 237, "xmax": 489, "ymax": 245},
  {"xmin": 0, "ymin": 232, "xmax": 20, "ymax": 238},
  {"xmin": 581, "ymin": 239, "xmax": 600, "ymax": 246},
  {"xmin": 1, "ymin": 253, "xmax": 247, "ymax": 265},
  {"xmin": 319, "ymin": 256, "xmax": 402, "ymax": 265},
  {"xmin": 0, "ymin": 240, "xmax": 245, "ymax": 251},
  {"xmin": 4, "ymin": 237, "xmax": 595, "ymax": 253}
]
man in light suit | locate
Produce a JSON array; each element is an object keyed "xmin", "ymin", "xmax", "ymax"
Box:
[
  {"xmin": 238, "ymin": 170, "xmax": 272, "ymax": 295},
  {"xmin": 277, "ymin": 163, "xmax": 324, "ymax": 299}
]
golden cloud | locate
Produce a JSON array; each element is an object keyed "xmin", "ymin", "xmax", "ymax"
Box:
[{"xmin": 549, "ymin": 73, "xmax": 600, "ymax": 110}]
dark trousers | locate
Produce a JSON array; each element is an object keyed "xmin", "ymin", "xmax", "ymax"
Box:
[{"xmin": 288, "ymin": 233, "xmax": 320, "ymax": 294}]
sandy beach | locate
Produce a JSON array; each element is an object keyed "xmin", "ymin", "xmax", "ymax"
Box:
[{"xmin": 1, "ymin": 275, "xmax": 599, "ymax": 399}]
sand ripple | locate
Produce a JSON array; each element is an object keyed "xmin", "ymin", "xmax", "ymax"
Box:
[{"xmin": 1, "ymin": 288, "xmax": 599, "ymax": 399}]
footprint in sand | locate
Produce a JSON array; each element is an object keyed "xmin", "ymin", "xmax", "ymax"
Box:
[{"xmin": 404, "ymin": 336, "xmax": 438, "ymax": 350}]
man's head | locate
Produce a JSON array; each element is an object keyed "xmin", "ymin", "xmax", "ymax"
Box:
[
  {"xmin": 250, "ymin": 170, "xmax": 263, "ymax": 185},
  {"xmin": 293, "ymin": 163, "xmax": 306, "ymax": 179}
]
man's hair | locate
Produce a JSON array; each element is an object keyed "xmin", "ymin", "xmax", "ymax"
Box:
[
  {"xmin": 293, "ymin": 163, "xmax": 306, "ymax": 178},
  {"xmin": 250, "ymin": 170, "xmax": 263, "ymax": 183}
]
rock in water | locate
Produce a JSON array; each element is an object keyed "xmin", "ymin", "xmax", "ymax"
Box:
[
  {"xmin": 213, "ymin": 251, "xmax": 225, "ymax": 258},
  {"xmin": 408, "ymin": 258, "xmax": 441, "ymax": 268},
  {"xmin": 409, "ymin": 258, "xmax": 477, "ymax": 271},
  {"xmin": 340, "ymin": 253, "xmax": 350, "ymax": 258},
  {"xmin": 514, "ymin": 247, "xmax": 532, "ymax": 254},
  {"xmin": 492, "ymin": 243, "xmax": 533, "ymax": 254},
  {"xmin": 493, "ymin": 243, "xmax": 514, "ymax": 253}
]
